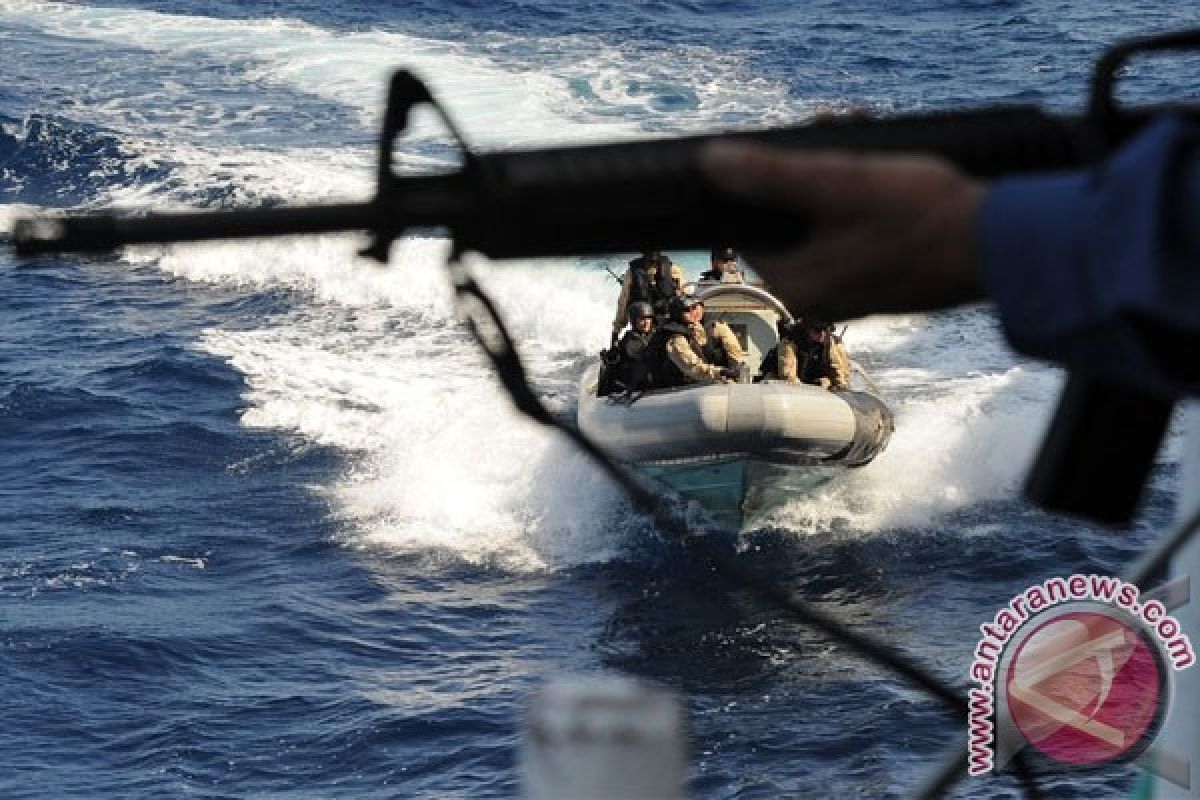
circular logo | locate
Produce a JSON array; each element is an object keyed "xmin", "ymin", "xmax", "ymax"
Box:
[{"xmin": 1005, "ymin": 609, "xmax": 1167, "ymax": 767}]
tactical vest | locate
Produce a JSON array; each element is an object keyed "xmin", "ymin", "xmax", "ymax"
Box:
[
  {"xmin": 706, "ymin": 324, "xmax": 729, "ymax": 367},
  {"xmin": 798, "ymin": 339, "xmax": 835, "ymax": 385},
  {"xmin": 617, "ymin": 330, "xmax": 655, "ymax": 391},
  {"xmin": 651, "ymin": 322, "xmax": 723, "ymax": 388},
  {"xmin": 627, "ymin": 263, "xmax": 678, "ymax": 317}
]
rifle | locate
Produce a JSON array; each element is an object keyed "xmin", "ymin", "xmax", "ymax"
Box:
[
  {"xmin": 12, "ymin": 28, "xmax": 1200, "ymax": 525},
  {"xmin": 14, "ymin": 29, "xmax": 1200, "ymax": 262}
]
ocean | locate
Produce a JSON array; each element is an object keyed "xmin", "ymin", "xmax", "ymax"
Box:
[{"xmin": 1, "ymin": 1, "xmax": 1196, "ymax": 797}]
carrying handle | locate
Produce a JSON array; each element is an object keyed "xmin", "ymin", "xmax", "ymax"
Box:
[
  {"xmin": 1089, "ymin": 28, "xmax": 1200, "ymax": 127},
  {"xmin": 360, "ymin": 71, "xmax": 480, "ymax": 262}
]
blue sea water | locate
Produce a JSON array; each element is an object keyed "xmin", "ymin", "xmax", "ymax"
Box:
[{"xmin": 1, "ymin": 1, "xmax": 1196, "ymax": 797}]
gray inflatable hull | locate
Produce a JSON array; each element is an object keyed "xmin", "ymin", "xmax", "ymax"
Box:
[{"xmin": 577, "ymin": 363, "xmax": 893, "ymax": 468}]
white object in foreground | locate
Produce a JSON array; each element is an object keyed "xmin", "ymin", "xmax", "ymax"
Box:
[{"xmin": 521, "ymin": 675, "xmax": 686, "ymax": 800}]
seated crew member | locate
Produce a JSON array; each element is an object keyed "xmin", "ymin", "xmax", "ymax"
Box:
[
  {"xmin": 613, "ymin": 301, "xmax": 658, "ymax": 392},
  {"xmin": 756, "ymin": 317, "xmax": 791, "ymax": 381},
  {"xmin": 698, "ymin": 246, "xmax": 745, "ymax": 283},
  {"xmin": 655, "ymin": 295, "xmax": 745, "ymax": 387},
  {"xmin": 778, "ymin": 314, "xmax": 851, "ymax": 390},
  {"xmin": 611, "ymin": 250, "xmax": 687, "ymax": 339},
  {"xmin": 706, "ymin": 308, "xmax": 747, "ymax": 373}
]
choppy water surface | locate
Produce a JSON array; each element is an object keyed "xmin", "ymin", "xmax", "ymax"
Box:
[{"xmin": 1, "ymin": 1, "xmax": 1194, "ymax": 796}]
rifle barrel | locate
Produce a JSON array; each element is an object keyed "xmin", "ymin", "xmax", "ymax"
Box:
[
  {"xmin": 10, "ymin": 105, "xmax": 1196, "ymax": 259},
  {"xmin": 14, "ymin": 201, "xmax": 376, "ymax": 255}
]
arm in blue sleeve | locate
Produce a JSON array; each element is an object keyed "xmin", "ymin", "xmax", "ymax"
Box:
[{"xmin": 979, "ymin": 116, "xmax": 1200, "ymax": 398}]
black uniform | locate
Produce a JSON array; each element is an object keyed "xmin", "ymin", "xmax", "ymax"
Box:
[
  {"xmin": 797, "ymin": 339, "xmax": 837, "ymax": 385},
  {"xmin": 615, "ymin": 328, "xmax": 656, "ymax": 391},
  {"xmin": 626, "ymin": 257, "xmax": 679, "ymax": 318},
  {"xmin": 760, "ymin": 321, "xmax": 835, "ymax": 383}
]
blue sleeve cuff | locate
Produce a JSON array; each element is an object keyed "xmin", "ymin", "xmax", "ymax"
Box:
[
  {"xmin": 977, "ymin": 116, "xmax": 1199, "ymax": 375},
  {"xmin": 979, "ymin": 169, "xmax": 1094, "ymax": 360}
]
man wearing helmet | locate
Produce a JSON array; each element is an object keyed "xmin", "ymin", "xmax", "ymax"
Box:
[
  {"xmin": 778, "ymin": 313, "xmax": 851, "ymax": 390},
  {"xmin": 611, "ymin": 301, "xmax": 659, "ymax": 392},
  {"xmin": 611, "ymin": 250, "xmax": 686, "ymax": 339},
  {"xmin": 654, "ymin": 295, "xmax": 745, "ymax": 387}
]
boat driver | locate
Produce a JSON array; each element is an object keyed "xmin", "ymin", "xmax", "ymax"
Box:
[
  {"xmin": 611, "ymin": 250, "xmax": 686, "ymax": 341},
  {"xmin": 698, "ymin": 246, "xmax": 745, "ymax": 283},
  {"xmin": 778, "ymin": 313, "xmax": 851, "ymax": 390},
  {"xmin": 655, "ymin": 295, "xmax": 746, "ymax": 387}
]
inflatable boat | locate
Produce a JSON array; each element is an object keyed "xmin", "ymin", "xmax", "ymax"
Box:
[{"xmin": 577, "ymin": 283, "xmax": 894, "ymax": 528}]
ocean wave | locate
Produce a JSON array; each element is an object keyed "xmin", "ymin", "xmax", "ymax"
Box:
[{"xmin": 0, "ymin": 113, "xmax": 172, "ymax": 206}]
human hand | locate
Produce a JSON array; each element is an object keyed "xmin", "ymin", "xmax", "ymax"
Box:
[{"xmin": 700, "ymin": 140, "xmax": 987, "ymax": 321}]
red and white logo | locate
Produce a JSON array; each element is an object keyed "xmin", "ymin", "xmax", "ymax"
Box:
[
  {"xmin": 967, "ymin": 574, "xmax": 1194, "ymax": 783},
  {"xmin": 1006, "ymin": 610, "xmax": 1165, "ymax": 766}
]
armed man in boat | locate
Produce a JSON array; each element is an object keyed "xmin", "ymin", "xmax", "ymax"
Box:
[
  {"xmin": 607, "ymin": 301, "xmax": 658, "ymax": 393},
  {"xmin": 611, "ymin": 250, "xmax": 686, "ymax": 343},
  {"xmin": 778, "ymin": 314, "xmax": 851, "ymax": 390},
  {"xmin": 698, "ymin": 246, "xmax": 745, "ymax": 284},
  {"xmin": 654, "ymin": 295, "xmax": 746, "ymax": 386}
]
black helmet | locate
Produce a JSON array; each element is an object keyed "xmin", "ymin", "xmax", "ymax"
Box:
[
  {"xmin": 628, "ymin": 301, "xmax": 655, "ymax": 321},
  {"xmin": 670, "ymin": 294, "xmax": 703, "ymax": 321},
  {"xmin": 710, "ymin": 246, "xmax": 737, "ymax": 262}
]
